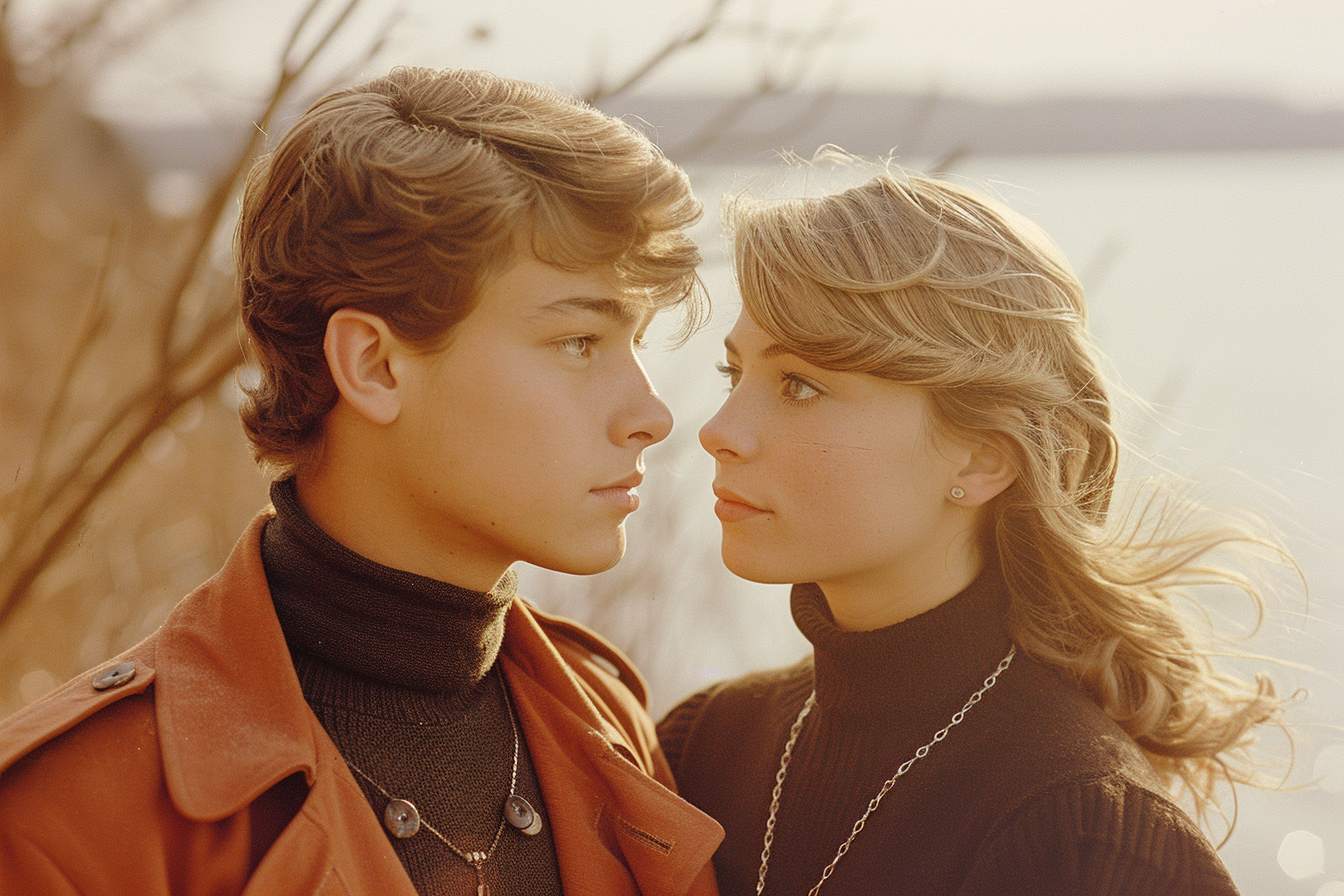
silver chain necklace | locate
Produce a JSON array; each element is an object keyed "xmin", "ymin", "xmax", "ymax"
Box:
[
  {"xmin": 756, "ymin": 645, "xmax": 1016, "ymax": 896},
  {"xmin": 344, "ymin": 672, "xmax": 543, "ymax": 896}
]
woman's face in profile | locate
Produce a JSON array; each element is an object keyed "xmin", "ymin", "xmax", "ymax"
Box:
[{"xmin": 699, "ymin": 310, "xmax": 973, "ymax": 598}]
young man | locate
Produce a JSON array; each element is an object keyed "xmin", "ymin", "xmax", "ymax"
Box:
[{"xmin": 0, "ymin": 67, "xmax": 722, "ymax": 895}]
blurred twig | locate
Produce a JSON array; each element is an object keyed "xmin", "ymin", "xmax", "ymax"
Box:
[
  {"xmin": 0, "ymin": 0, "xmax": 387, "ymax": 630},
  {"xmin": 696, "ymin": 2, "xmax": 852, "ymax": 159},
  {"xmin": 8, "ymin": 227, "xmax": 119, "ymax": 540},
  {"xmin": 927, "ymin": 144, "xmax": 970, "ymax": 176},
  {"xmin": 586, "ymin": 0, "xmax": 852, "ymax": 162},
  {"xmin": 20, "ymin": 0, "xmax": 199, "ymax": 92},
  {"xmin": 585, "ymin": 0, "xmax": 731, "ymax": 106}
]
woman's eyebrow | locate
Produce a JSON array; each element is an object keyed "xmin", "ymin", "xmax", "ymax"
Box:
[{"xmin": 723, "ymin": 334, "xmax": 800, "ymax": 361}]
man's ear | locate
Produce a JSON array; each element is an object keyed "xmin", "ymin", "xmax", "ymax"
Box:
[
  {"xmin": 951, "ymin": 435, "xmax": 1018, "ymax": 507},
  {"xmin": 324, "ymin": 308, "xmax": 402, "ymax": 426}
]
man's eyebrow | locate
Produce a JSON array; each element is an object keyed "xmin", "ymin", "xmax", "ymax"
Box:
[
  {"xmin": 723, "ymin": 334, "xmax": 798, "ymax": 361},
  {"xmin": 530, "ymin": 295, "xmax": 645, "ymax": 327}
]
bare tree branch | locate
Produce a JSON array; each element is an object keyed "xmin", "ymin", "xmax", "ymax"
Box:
[
  {"xmin": 0, "ymin": 344, "xmax": 242, "ymax": 631},
  {"xmin": 666, "ymin": 76, "xmax": 840, "ymax": 160},
  {"xmin": 584, "ymin": 0, "xmax": 729, "ymax": 105},
  {"xmin": 9, "ymin": 227, "xmax": 119, "ymax": 537},
  {"xmin": 319, "ymin": 6, "xmax": 403, "ymax": 91},
  {"xmin": 155, "ymin": 0, "xmax": 370, "ymax": 365},
  {"xmin": 927, "ymin": 144, "xmax": 970, "ymax": 176},
  {"xmin": 633, "ymin": 1, "xmax": 851, "ymax": 161},
  {"xmin": 0, "ymin": 0, "xmax": 386, "ymax": 629}
]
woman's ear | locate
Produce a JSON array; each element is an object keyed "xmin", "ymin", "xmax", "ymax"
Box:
[
  {"xmin": 951, "ymin": 436, "xmax": 1018, "ymax": 507},
  {"xmin": 324, "ymin": 309, "xmax": 402, "ymax": 426}
]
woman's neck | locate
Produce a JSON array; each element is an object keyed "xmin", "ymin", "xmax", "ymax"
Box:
[
  {"xmin": 792, "ymin": 568, "xmax": 1013, "ymax": 724},
  {"xmin": 818, "ymin": 534, "xmax": 984, "ymax": 631}
]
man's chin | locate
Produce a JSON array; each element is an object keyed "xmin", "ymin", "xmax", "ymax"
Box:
[{"xmin": 534, "ymin": 533, "xmax": 626, "ymax": 578}]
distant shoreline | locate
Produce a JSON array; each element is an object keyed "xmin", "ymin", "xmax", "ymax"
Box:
[
  {"xmin": 603, "ymin": 92, "xmax": 1344, "ymax": 162},
  {"xmin": 105, "ymin": 92, "xmax": 1344, "ymax": 176}
]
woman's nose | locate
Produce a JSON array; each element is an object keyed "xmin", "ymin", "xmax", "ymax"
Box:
[{"xmin": 698, "ymin": 394, "xmax": 752, "ymax": 460}]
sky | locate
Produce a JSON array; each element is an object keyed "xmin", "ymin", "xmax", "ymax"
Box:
[{"xmin": 11, "ymin": 0, "xmax": 1344, "ymax": 124}]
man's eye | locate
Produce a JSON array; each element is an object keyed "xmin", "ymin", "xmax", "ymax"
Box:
[{"xmin": 558, "ymin": 336, "xmax": 594, "ymax": 358}]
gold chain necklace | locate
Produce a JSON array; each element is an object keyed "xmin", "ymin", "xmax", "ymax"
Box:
[
  {"xmin": 756, "ymin": 646, "xmax": 1016, "ymax": 896},
  {"xmin": 344, "ymin": 672, "xmax": 542, "ymax": 896}
]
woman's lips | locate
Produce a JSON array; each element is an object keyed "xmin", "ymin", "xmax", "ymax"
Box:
[{"xmin": 713, "ymin": 487, "xmax": 768, "ymax": 522}]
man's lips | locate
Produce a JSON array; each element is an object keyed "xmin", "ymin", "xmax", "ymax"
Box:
[
  {"xmin": 591, "ymin": 473, "xmax": 643, "ymax": 510},
  {"xmin": 712, "ymin": 486, "xmax": 769, "ymax": 522}
]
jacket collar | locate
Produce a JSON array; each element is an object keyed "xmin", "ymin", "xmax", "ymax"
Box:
[
  {"xmin": 151, "ymin": 511, "xmax": 722, "ymax": 896},
  {"xmin": 154, "ymin": 511, "xmax": 320, "ymax": 821}
]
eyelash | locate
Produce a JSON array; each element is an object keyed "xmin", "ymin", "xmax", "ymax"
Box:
[
  {"xmin": 558, "ymin": 335, "xmax": 596, "ymax": 358},
  {"xmin": 558, "ymin": 334, "xmax": 649, "ymax": 359},
  {"xmin": 714, "ymin": 361, "xmax": 740, "ymax": 390},
  {"xmin": 715, "ymin": 362, "xmax": 823, "ymax": 405},
  {"xmin": 780, "ymin": 374, "xmax": 822, "ymax": 404}
]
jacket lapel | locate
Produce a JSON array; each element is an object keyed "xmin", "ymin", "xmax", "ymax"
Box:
[
  {"xmin": 153, "ymin": 513, "xmax": 420, "ymax": 896},
  {"xmin": 502, "ymin": 601, "xmax": 722, "ymax": 896},
  {"xmin": 240, "ymin": 750, "xmax": 418, "ymax": 896},
  {"xmin": 154, "ymin": 513, "xmax": 319, "ymax": 821}
]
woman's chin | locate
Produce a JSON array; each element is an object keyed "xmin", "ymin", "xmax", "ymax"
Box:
[{"xmin": 720, "ymin": 547, "xmax": 797, "ymax": 585}]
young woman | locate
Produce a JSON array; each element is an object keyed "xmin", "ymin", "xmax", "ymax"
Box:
[{"xmin": 658, "ymin": 164, "xmax": 1290, "ymax": 895}]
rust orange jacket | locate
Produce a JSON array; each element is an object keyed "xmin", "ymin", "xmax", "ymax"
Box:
[{"xmin": 0, "ymin": 513, "xmax": 723, "ymax": 895}]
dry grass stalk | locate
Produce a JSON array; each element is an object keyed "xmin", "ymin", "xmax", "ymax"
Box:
[{"xmin": 0, "ymin": 0, "xmax": 385, "ymax": 710}]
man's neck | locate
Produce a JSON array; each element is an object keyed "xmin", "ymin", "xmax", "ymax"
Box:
[{"xmin": 293, "ymin": 430, "xmax": 511, "ymax": 592}]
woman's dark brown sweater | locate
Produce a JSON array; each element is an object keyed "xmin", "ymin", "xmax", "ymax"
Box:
[{"xmin": 657, "ymin": 572, "xmax": 1240, "ymax": 896}]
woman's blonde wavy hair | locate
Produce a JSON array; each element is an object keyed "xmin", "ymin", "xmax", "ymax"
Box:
[{"xmin": 725, "ymin": 157, "xmax": 1292, "ymax": 828}]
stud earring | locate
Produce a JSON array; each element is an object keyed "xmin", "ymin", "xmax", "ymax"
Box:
[{"xmin": 950, "ymin": 486, "xmax": 966, "ymax": 500}]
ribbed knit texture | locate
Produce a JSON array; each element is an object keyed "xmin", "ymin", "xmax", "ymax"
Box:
[
  {"xmin": 262, "ymin": 478, "xmax": 563, "ymax": 896},
  {"xmin": 658, "ymin": 572, "xmax": 1240, "ymax": 896}
]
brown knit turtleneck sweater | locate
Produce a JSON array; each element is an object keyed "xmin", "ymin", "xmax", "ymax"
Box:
[
  {"xmin": 261, "ymin": 478, "xmax": 563, "ymax": 895},
  {"xmin": 658, "ymin": 572, "xmax": 1241, "ymax": 896}
]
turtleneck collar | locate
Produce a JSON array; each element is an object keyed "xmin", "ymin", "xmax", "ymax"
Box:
[
  {"xmin": 791, "ymin": 570, "xmax": 1014, "ymax": 725},
  {"xmin": 261, "ymin": 477, "xmax": 515, "ymax": 695}
]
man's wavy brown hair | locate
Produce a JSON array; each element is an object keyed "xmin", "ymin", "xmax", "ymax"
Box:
[{"xmin": 236, "ymin": 66, "xmax": 704, "ymax": 476}]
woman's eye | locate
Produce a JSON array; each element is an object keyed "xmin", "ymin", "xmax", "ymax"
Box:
[
  {"xmin": 558, "ymin": 336, "xmax": 594, "ymax": 358},
  {"xmin": 715, "ymin": 361, "xmax": 741, "ymax": 390},
  {"xmin": 781, "ymin": 375, "xmax": 821, "ymax": 402}
]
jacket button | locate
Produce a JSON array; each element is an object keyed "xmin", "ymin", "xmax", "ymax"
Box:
[{"xmin": 91, "ymin": 662, "xmax": 136, "ymax": 691}]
